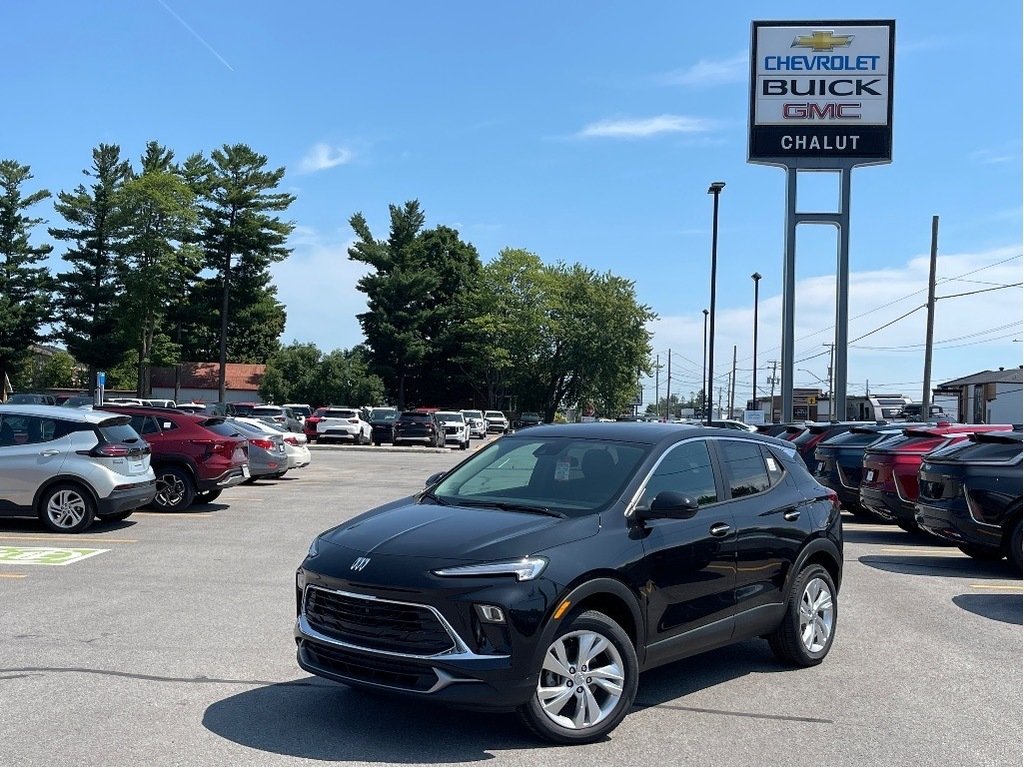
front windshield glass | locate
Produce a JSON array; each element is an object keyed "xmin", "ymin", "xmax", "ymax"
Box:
[
  {"xmin": 463, "ymin": 410, "xmax": 482, "ymax": 419},
  {"xmin": 436, "ymin": 412, "xmax": 464, "ymax": 422},
  {"xmin": 370, "ymin": 408, "xmax": 397, "ymax": 421},
  {"xmin": 431, "ymin": 436, "xmax": 649, "ymax": 516}
]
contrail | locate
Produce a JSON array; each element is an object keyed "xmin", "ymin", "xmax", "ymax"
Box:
[{"xmin": 155, "ymin": 0, "xmax": 235, "ymax": 72}]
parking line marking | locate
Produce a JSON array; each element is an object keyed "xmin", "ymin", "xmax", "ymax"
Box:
[
  {"xmin": 131, "ymin": 512, "xmax": 213, "ymax": 518},
  {"xmin": 969, "ymin": 583, "xmax": 1023, "ymax": 591},
  {"xmin": 0, "ymin": 573, "xmax": 27, "ymax": 579},
  {"xmin": 879, "ymin": 547, "xmax": 959, "ymax": 554},
  {"xmin": 0, "ymin": 536, "xmax": 136, "ymax": 544}
]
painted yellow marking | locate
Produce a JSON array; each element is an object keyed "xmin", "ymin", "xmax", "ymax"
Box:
[
  {"xmin": 0, "ymin": 573, "xmax": 27, "ymax": 579},
  {"xmin": 131, "ymin": 512, "xmax": 212, "ymax": 518},
  {"xmin": 879, "ymin": 547, "xmax": 959, "ymax": 554},
  {"xmin": 969, "ymin": 583, "xmax": 1023, "ymax": 591},
  {"xmin": 553, "ymin": 600, "xmax": 572, "ymax": 620},
  {"xmin": 0, "ymin": 535, "xmax": 136, "ymax": 544}
]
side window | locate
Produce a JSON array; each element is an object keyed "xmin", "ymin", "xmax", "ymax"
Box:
[
  {"xmin": 761, "ymin": 446, "xmax": 786, "ymax": 486},
  {"xmin": 0, "ymin": 416, "xmax": 16, "ymax": 446},
  {"xmin": 141, "ymin": 416, "xmax": 161, "ymax": 435},
  {"xmin": 641, "ymin": 440, "xmax": 719, "ymax": 507},
  {"xmin": 719, "ymin": 440, "xmax": 771, "ymax": 498},
  {"xmin": 23, "ymin": 417, "xmax": 56, "ymax": 444}
]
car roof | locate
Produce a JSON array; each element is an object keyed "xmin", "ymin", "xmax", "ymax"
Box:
[
  {"xmin": 501, "ymin": 421, "xmax": 789, "ymax": 445},
  {"xmin": 98, "ymin": 404, "xmax": 211, "ymax": 422},
  {"xmin": 0, "ymin": 403, "xmax": 126, "ymax": 424}
]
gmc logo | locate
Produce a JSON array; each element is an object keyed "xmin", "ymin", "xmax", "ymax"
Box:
[{"xmin": 783, "ymin": 102, "xmax": 862, "ymax": 119}]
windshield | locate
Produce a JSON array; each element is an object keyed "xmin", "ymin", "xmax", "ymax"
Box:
[
  {"xmin": 463, "ymin": 410, "xmax": 482, "ymax": 419},
  {"xmin": 485, "ymin": 411, "xmax": 504, "ymax": 418},
  {"xmin": 436, "ymin": 412, "xmax": 463, "ymax": 422},
  {"xmin": 370, "ymin": 408, "xmax": 397, "ymax": 421},
  {"xmin": 431, "ymin": 436, "xmax": 649, "ymax": 516}
]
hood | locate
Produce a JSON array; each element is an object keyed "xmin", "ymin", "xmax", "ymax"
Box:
[{"xmin": 320, "ymin": 498, "xmax": 599, "ymax": 562}]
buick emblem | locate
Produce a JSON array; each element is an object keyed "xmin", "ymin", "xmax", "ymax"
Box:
[{"xmin": 350, "ymin": 556, "xmax": 371, "ymax": 572}]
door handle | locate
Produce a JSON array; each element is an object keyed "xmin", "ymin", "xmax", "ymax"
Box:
[
  {"xmin": 783, "ymin": 508, "xmax": 801, "ymax": 522},
  {"xmin": 709, "ymin": 522, "xmax": 732, "ymax": 537},
  {"xmin": 39, "ymin": 449, "xmax": 61, "ymax": 457}
]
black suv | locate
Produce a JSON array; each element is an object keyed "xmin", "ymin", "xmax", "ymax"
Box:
[
  {"xmin": 295, "ymin": 423, "xmax": 843, "ymax": 743},
  {"xmin": 392, "ymin": 411, "xmax": 444, "ymax": 447},
  {"xmin": 811, "ymin": 424, "xmax": 903, "ymax": 515},
  {"xmin": 916, "ymin": 431, "xmax": 1022, "ymax": 570},
  {"xmin": 516, "ymin": 412, "xmax": 543, "ymax": 430}
]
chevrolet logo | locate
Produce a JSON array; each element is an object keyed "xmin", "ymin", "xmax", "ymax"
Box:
[
  {"xmin": 350, "ymin": 556, "xmax": 371, "ymax": 571},
  {"xmin": 791, "ymin": 31, "xmax": 854, "ymax": 52}
]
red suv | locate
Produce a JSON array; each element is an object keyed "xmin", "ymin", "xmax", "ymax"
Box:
[
  {"xmin": 304, "ymin": 406, "xmax": 329, "ymax": 443},
  {"xmin": 100, "ymin": 406, "xmax": 250, "ymax": 511}
]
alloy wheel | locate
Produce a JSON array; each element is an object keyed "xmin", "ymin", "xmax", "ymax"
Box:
[
  {"xmin": 799, "ymin": 577, "xmax": 834, "ymax": 653},
  {"xmin": 46, "ymin": 489, "xmax": 87, "ymax": 529},
  {"xmin": 535, "ymin": 630, "xmax": 625, "ymax": 730},
  {"xmin": 156, "ymin": 472, "xmax": 185, "ymax": 507}
]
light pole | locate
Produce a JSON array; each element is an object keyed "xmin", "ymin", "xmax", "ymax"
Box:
[
  {"xmin": 706, "ymin": 181, "xmax": 725, "ymax": 423},
  {"xmin": 702, "ymin": 308, "xmax": 709, "ymax": 417},
  {"xmin": 751, "ymin": 271, "xmax": 761, "ymax": 413}
]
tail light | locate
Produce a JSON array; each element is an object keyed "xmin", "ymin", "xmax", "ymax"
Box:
[
  {"xmin": 284, "ymin": 436, "xmax": 300, "ymax": 446},
  {"xmin": 250, "ymin": 438, "xmax": 274, "ymax": 450},
  {"xmin": 824, "ymin": 488, "xmax": 839, "ymax": 509},
  {"xmin": 91, "ymin": 443, "xmax": 131, "ymax": 457}
]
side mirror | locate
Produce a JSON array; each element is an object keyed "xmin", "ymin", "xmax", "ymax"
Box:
[
  {"xmin": 425, "ymin": 471, "xmax": 445, "ymax": 488},
  {"xmin": 636, "ymin": 491, "xmax": 700, "ymax": 521}
]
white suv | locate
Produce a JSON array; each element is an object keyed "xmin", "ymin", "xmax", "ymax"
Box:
[
  {"xmin": 461, "ymin": 409, "xmax": 488, "ymax": 439},
  {"xmin": 316, "ymin": 407, "xmax": 371, "ymax": 444},
  {"xmin": 435, "ymin": 411, "xmax": 470, "ymax": 450},
  {"xmin": 484, "ymin": 410, "xmax": 509, "ymax": 434},
  {"xmin": 0, "ymin": 405, "xmax": 156, "ymax": 533}
]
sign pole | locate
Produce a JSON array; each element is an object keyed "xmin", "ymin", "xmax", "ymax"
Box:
[
  {"xmin": 834, "ymin": 168, "xmax": 852, "ymax": 421},
  {"xmin": 781, "ymin": 167, "xmax": 797, "ymax": 423}
]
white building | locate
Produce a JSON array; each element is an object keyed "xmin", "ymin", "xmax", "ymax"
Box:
[{"xmin": 936, "ymin": 368, "xmax": 1023, "ymax": 425}]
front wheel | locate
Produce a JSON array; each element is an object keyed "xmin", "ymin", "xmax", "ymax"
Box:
[
  {"xmin": 517, "ymin": 610, "xmax": 638, "ymax": 745},
  {"xmin": 767, "ymin": 564, "xmax": 837, "ymax": 667}
]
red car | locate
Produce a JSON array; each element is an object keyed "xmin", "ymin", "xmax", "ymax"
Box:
[
  {"xmin": 100, "ymin": 406, "xmax": 250, "ymax": 511},
  {"xmin": 859, "ymin": 424, "xmax": 1013, "ymax": 532},
  {"xmin": 304, "ymin": 406, "xmax": 329, "ymax": 443}
]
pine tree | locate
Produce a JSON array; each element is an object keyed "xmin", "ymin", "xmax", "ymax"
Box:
[
  {"xmin": 50, "ymin": 144, "xmax": 132, "ymax": 390},
  {"xmin": 0, "ymin": 160, "xmax": 53, "ymax": 391}
]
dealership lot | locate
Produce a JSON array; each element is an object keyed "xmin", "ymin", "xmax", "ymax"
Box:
[{"xmin": 0, "ymin": 448, "xmax": 1020, "ymax": 766}]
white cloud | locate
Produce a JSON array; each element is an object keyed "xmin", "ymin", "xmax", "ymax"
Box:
[
  {"xmin": 272, "ymin": 231, "xmax": 368, "ymax": 351},
  {"xmin": 659, "ymin": 52, "xmax": 747, "ymax": 87},
  {"xmin": 576, "ymin": 115, "xmax": 715, "ymax": 139},
  {"xmin": 298, "ymin": 142, "xmax": 355, "ymax": 174},
  {"xmin": 643, "ymin": 246, "xmax": 1023, "ymax": 406}
]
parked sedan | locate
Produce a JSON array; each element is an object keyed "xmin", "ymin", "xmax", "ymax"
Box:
[
  {"xmin": 296, "ymin": 423, "xmax": 842, "ymax": 744},
  {"xmin": 0, "ymin": 404, "xmax": 156, "ymax": 532},
  {"xmin": 234, "ymin": 417, "xmax": 311, "ymax": 470},
  {"xmin": 211, "ymin": 419, "xmax": 290, "ymax": 480},
  {"xmin": 916, "ymin": 431, "xmax": 1022, "ymax": 570}
]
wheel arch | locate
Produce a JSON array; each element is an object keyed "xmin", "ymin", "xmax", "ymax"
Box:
[
  {"xmin": 33, "ymin": 475, "xmax": 101, "ymax": 518},
  {"xmin": 788, "ymin": 537, "xmax": 843, "ymax": 595},
  {"xmin": 151, "ymin": 457, "xmax": 199, "ymax": 485}
]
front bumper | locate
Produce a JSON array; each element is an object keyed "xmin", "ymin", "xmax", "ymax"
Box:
[{"xmin": 98, "ymin": 480, "xmax": 157, "ymax": 515}]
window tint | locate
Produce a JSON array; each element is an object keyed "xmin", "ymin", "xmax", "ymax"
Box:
[
  {"xmin": 719, "ymin": 440, "xmax": 771, "ymax": 498},
  {"xmin": 327, "ymin": 409, "xmax": 358, "ymax": 418},
  {"xmin": 640, "ymin": 440, "xmax": 718, "ymax": 507},
  {"xmin": 945, "ymin": 440, "xmax": 1023, "ymax": 463},
  {"xmin": 98, "ymin": 422, "xmax": 143, "ymax": 444},
  {"xmin": 761, "ymin": 446, "xmax": 786, "ymax": 486}
]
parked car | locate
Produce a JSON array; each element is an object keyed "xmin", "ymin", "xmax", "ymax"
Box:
[
  {"xmin": 367, "ymin": 407, "xmax": 398, "ymax": 445},
  {"xmin": 6, "ymin": 393, "xmax": 57, "ymax": 406},
  {"xmin": 174, "ymin": 403, "xmax": 210, "ymax": 414},
  {"xmin": 250, "ymin": 404, "xmax": 303, "ymax": 433},
  {"xmin": 99, "ymin": 405, "xmax": 249, "ymax": 510},
  {"xmin": 756, "ymin": 423, "xmax": 796, "ymax": 437},
  {"xmin": 296, "ymin": 423, "xmax": 843, "ymax": 743},
  {"xmin": 860, "ymin": 424, "xmax": 1013, "ymax": 532},
  {"xmin": 59, "ymin": 395, "xmax": 96, "ymax": 408},
  {"xmin": 461, "ymin": 409, "xmax": 488, "ymax": 439},
  {"xmin": 811, "ymin": 424, "xmax": 904, "ymax": 515},
  {"xmin": 104, "ymin": 397, "xmax": 146, "ymax": 406},
  {"xmin": 516, "ymin": 412, "xmax": 543, "ymax": 430},
  {"xmin": 234, "ymin": 417, "xmax": 311, "ymax": 470},
  {"xmin": 316, "ymin": 407, "xmax": 372, "ymax": 445},
  {"xmin": 916, "ymin": 431, "xmax": 1022, "ymax": 570},
  {"xmin": 225, "ymin": 402, "xmax": 260, "ymax": 417},
  {"xmin": 483, "ymin": 409, "xmax": 509, "ymax": 434},
  {"xmin": 304, "ymin": 407, "xmax": 329, "ymax": 442},
  {"xmin": 790, "ymin": 421, "xmax": 876, "ymax": 471},
  {"xmin": 283, "ymin": 403, "xmax": 313, "ymax": 425},
  {"xmin": 214, "ymin": 419, "xmax": 290, "ymax": 480},
  {"xmin": 434, "ymin": 411, "xmax": 470, "ymax": 450},
  {"xmin": 392, "ymin": 410, "xmax": 445, "ymax": 447},
  {"xmin": 142, "ymin": 399, "xmax": 176, "ymax": 408},
  {"xmin": 0, "ymin": 404, "xmax": 156, "ymax": 532}
]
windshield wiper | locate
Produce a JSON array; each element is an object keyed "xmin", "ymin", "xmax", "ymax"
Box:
[
  {"xmin": 456, "ymin": 499, "xmax": 565, "ymax": 518},
  {"xmin": 420, "ymin": 489, "xmax": 450, "ymax": 506}
]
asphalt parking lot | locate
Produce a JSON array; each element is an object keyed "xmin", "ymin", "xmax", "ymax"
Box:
[{"xmin": 0, "ymin": 445, "xmax": 1020, "ymax": 766}]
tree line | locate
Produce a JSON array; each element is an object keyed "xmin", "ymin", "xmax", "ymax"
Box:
[{"xmin": 0, "ymin": 141, "xmax": 294, "ymax": 397}]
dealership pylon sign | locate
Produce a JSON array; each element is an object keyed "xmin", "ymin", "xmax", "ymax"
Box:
[
  {"xmin": 748, "ymin": 19, "xmax": 895, "ymax": 424},
  {"xmin": 749, "ymin": 20, "xmax": 894, "ymax": 166}
]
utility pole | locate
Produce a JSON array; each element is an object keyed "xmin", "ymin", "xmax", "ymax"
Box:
[
  {"xmin": 654, "ymin": 354, "xmax": 661, "ymax": 419},
  {"xmin": 768, "ymin": 360, "xmax": 778, "ymax": 422},
  {"xmin": 717, "ymin": 386, "xmax": 723, "ymax": 419},
  {"xmin": 729, "ymin": 345, "xmax": 737, "ymax": 420},
  {"xmin": 666, "ymin": 349, "xmax": 672, "ymax": 422},
  {"xmin": 921, "ymin": 215, "xmax": 939, "ymax": 418},
  {"xmin": 823, "ymin": 343, "xmax": 835, "ymax": 420}
]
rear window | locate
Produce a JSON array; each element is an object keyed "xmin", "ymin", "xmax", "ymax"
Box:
[
  {"xmin": 98, "ymin": 421, "xmax": 143, "ymax": 444},
  {"xmin": 934, "ymin": 439, "xmax": 1023, "ymax": 464},
  {"xmin": 822, "ymin": 429, "xmax": 898, "ymax": 448},
  {"xmin": 203, "ymin": 420, "xmax": 247, "ymax": 437},
  {"xmin": 326, "ymin": 409, "xmax": 358, "ymax": 418},
  {"xmin": 252, "ymin": 406, "xmax": 283, "ymax": 415}
]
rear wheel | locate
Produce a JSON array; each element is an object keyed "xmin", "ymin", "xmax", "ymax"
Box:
[
  {"xmin": 767, "ymin": 564, "xmax": 837, "ymax": 667},
  {"xmin": 39, "ymin": 483, "xmax": 95, "ymax": 533},
  {"xmin": 1009, "ymin": 519, "xmax": 1022, "ymax": 573},
  {"xmin": 152, "ymin": 467, "xmax": 195, "ymax": 512},
  {"xmin": 517, "ymin": 610, "xmax": 638, "ymax": 745}
]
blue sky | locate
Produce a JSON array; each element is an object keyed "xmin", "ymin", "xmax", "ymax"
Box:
[{"xmin": 6, "ymin": 1, "xmax": 1022, "ymax": 407}]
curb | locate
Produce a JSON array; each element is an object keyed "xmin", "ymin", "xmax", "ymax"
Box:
[{"xmin": 308, "ymin": 443, "xmax": 453, "ymax": 454}]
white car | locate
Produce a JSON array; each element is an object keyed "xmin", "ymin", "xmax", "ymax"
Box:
[
  {"xmin": 483, "ymin": 410, "xmax": 509, "ymax": 434},
  {"xmin": 435, "ymin": 411, "xmax": 470, "ymax": 450},
  {"xmin": 460, "ymin": 409, "xmax": 488, "ymax": 439},
  {"xmin": 234, "ymin": 417, "xmax": 312, "ymax": 469},
  {"xmin": 316, "ymin": 407, "xmax": 372, "ymax": 445}
]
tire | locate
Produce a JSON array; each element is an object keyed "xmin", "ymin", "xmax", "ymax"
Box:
[
  {"xmin": 152, "ymin": 467, "xmax": 196, "ymax": 512},
  {"xmin": 517, "ymin": 610, "xmax": 638, "ymax": 745},
  {"xmin": 96, "ymin": 510, "xmax": 134, "ymax": 522},
  {"xmin": 195, "ymin": 490, "xmax": 222, "ymax": 505},
  {"xmin": 39, "ymin": 483, "xmax": 96, "ymax": 533},
  {"xmin": 1009, "ymin": 519, "xmax": 1022, "ymax": 573},
  {"xmin": 767, "ymin": 564, "xmax": 837, "ymax": 667},
  {"xmin": 460, "ymin": 440, "xmax": 468, "ymax": 450},
  {"xmin": 373, "ymin": 440, "xmax": 381, "ymax": 447},
  {"xmin": 956, "ymin": 543, "xmax": 1005, "ymax": 561}
]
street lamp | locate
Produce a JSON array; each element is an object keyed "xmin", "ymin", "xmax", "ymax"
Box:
[
  {"xmin": 706, "ymin": 181, "xmax": 725, "ymax": 423},
  {"xmin": 751, "ymin": 272, "xmax": 761, "ymax": 413},
  {"xmin": 702, "ymin": 308, "xmax": 709, "ymax": 416}
]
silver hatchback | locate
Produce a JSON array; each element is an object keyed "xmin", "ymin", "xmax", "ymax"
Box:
[{"xmin": 0, "ymin": 404, "xmax": 157, "ymax": 533}]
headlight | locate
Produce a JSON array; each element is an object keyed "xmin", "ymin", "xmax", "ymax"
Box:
[
  {"xmin": 433, "ymin": 556, "xmax": 547, "ymax": 581},
  {"xmin": 307, "ymin": 537, "xmax": 320, "ymax": 558}
]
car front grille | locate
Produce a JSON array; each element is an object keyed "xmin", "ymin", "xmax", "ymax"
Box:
[
  {"xmin": 304, "ymin": 587, "xmax": 455, "ymax": 656},
  {"xmin": 302, "ymin": 639, "xmax": 438, "ymax": 691}
]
